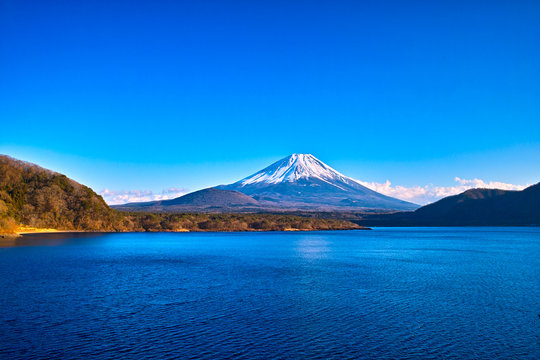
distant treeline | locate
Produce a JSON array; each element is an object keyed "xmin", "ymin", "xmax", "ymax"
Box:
[
  {"xmin": 0, "ymin": 155, "xmax": 361, "ymax": 234},
  {"xmin": 117, "ymin": 212, "xmax": 361, "ymax": 232}
]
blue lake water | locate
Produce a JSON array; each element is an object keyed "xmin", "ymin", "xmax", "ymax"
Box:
[{"xmin": 0, "ymin": 228, "xmax": 538, "ymax": 359}]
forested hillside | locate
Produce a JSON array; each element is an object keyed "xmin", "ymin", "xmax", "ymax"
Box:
[
  {"xmin": 357, "ymin": 183, "xmax": 540, "ymax": 226},
  {"xmin": 0, "ymin": 155, "xmax": 121, "ymax": 232}
]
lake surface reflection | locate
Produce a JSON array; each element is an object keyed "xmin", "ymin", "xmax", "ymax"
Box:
[{"xmin": 0, "ymin": 228, "xmax": 538, "ymax": 359}]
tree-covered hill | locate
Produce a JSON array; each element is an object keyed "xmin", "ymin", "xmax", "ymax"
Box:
[
  {"xmin": 0, "ymin": 155, "xmax": 121, "ymax": 233},
  {"xmin": 356, "ymin": 183, "xmax": 540, "ymax": 226}
]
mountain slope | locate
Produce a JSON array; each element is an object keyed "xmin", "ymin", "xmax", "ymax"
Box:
[
  {"xmin": 0, "ymin": 155, "xmax": 120, "ymax": 232},
  {"xmin": 217, "ymin": 154, "xmax": 418, "ymax": 211},
  {"xmin": 113, "ymin": 188, "xmax": 260, "ymax": 212},
  {"xmin": 359, "ymin": 183, "xmax": 540, "ymax": 226}
]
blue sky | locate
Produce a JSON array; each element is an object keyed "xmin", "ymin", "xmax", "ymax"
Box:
[{"xmin": 1, "ymin": 0, "xmax": 539, "ymax": 204}]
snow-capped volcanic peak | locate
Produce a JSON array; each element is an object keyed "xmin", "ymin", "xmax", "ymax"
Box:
[
  {"xmin": 240, "ymin": 153, "xmax": 357, "ymax": 187},
  {"xmin": 217, "ymin": 153, "xmax": 419, "ymax": 210}
]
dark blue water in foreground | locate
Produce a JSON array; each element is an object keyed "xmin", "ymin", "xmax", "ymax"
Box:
[{"xmin": 0, "ymin": 228, "xmax": 538, "ymax": 359}]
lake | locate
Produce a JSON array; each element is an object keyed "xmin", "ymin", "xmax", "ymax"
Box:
[{"xmin": 0, "ymin": 228, "xmax": 538, "ymax": 359}]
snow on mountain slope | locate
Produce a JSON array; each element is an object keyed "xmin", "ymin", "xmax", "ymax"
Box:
[
  {"xmin": 240, "ymin": 153, "xmax": 355, "ymax": 190},
  {"xmin": 218, "ymin": 154, "xmax": 419, "ymax": 210}
]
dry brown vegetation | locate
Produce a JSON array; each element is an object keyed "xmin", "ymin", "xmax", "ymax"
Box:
[{"xmin": 0, "ymin": 155, "xmax": 362, "ymax": 234}]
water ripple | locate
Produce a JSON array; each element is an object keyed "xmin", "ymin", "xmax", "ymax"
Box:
[{"xmin": 0, "ymin": 229, "xmax": 539, "ymax": 359}]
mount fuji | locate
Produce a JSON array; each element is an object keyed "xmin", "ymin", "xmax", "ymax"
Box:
[
  {"xmin": 115, "ymin": 154, "xmax": 419, "ymax": 212},
  {"xmin": 216, "ymin": 154, "xmax": 418, "ymax": 211}
]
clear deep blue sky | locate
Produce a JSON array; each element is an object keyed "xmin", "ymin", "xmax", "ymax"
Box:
[{"xmin": 1, "ymin": 0, "xmax": 539, "ymax": 200}]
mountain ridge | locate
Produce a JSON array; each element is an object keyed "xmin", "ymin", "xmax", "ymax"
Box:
[
  {"xmin": 113, "ymin": 188, "xmax": 260, "ymax": 212},
  {"xmin": 117, "ymin": 153, "xmax": 418, "ymax": 212},
  {"xmin": 357, "ymin": 183, "xmax": 540, "ymax": 226},
  {"xmin": 217, "ymin": 153, "xmax": 419, "ymax": 211}
]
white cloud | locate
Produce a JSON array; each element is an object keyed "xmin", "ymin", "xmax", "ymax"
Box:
[
  {"xmin": 99, "ymin": 178, "xmax": 529, "ymax": 207},
  {"xmin": 100, "ymin": 187, "xmax": 188, "ymax": 205},
  {"xmin": 358, "ymin": 177, "xmax": 528, "ymax": 205},
  {"xmin": 453, "ymin": 177, "xmax": 527, "ymax": 191}
]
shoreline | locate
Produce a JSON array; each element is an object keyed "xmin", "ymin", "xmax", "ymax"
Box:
[
  {"xmin": 1, "ymin": 226, "xmax": 371, "ymax": 238},
  {"xmin": 15, "ymin": 227, "xmax": 85, "ymax": 235}
]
